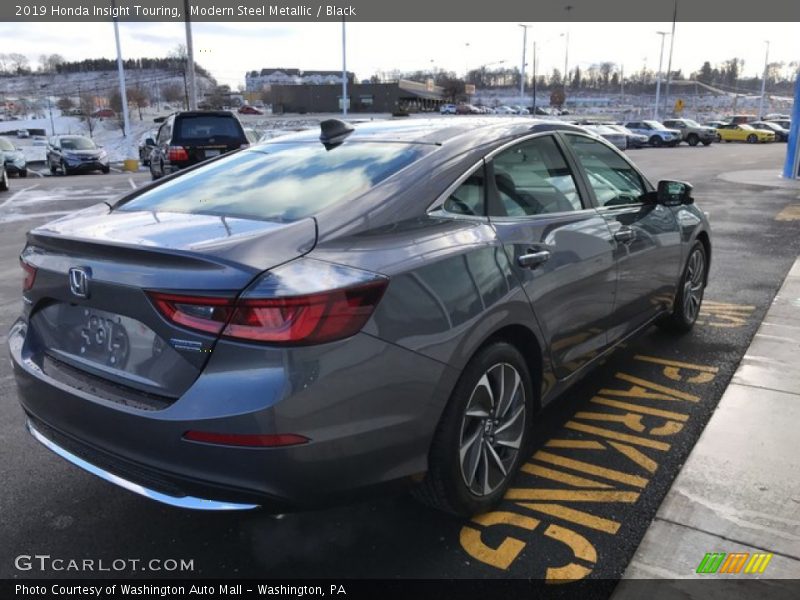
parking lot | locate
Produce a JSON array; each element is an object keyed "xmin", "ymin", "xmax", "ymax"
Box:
[{"xmin": 1, "ymin": 141, "xmax": 799, "ymax": 586}]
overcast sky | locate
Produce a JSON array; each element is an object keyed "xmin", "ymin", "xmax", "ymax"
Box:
[{"xmin": 0, "ymin": 21, "xmax": 797, "ymax": 88}]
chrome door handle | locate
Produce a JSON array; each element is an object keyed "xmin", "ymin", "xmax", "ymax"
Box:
[
  {"xmin": 614, "ymin": 228, "xmax": 635, "ymax": 243},
  {"xmin": 518, "ymin": 250, "xmax": 551, "ymax": 269}
]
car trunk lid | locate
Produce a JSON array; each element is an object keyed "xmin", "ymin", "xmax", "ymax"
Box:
[{"xmin": 22, "ymin": 204, "xmax": 316, "ymax": 400}]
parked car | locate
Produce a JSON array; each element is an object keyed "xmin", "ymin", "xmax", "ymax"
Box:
[
  {"xmin": 582, "ymin": 124, "xmax": 627, "ymax": 151},
  {"xmin": 662, "ymin": 119, "xmax": 717, "ymax": 146},
  {"xmin": 92, "ymin": 108, "xmax": 116, "ymax": 119},
  {"xmin": 439, "ymin": 104, "xmax": 457, "ymax": 115},
  {"xmin": 243, "ymin": 128, "xmax": 259, "ymax": 144},
  {"xmin": 16, "ymin": 129, "xmax": 29, "ymax": 139},
  {"xmin": 238, "ymin": 105, "xmax": 264, "ymax": 115},
  {"xmin": 624, "ymin": 120, "xmax": 682, "ymax": 147},
  {"xmin": 148, "ymin": 110, "xmax": 249, "ymax": 180},
  {"xmin": 138, "ymin": 129, "xmax": 158, "ymax": 166},
  {"xmin": 724, "ymin": 114, "xmax": 757, "ymax": 125},
  {"xmin": 0, "ymin": 163, "xmax": 8, "ymax": 191},
  {"xmin": 47, "ymin": 135, "xmax": 109, "ymax": 175},
  {"xmin": 750, "ymin": 121, "xmax": 789, "ymax": 142},
  {"xmin": 456, "ymin": 104, "xmax": 481, "ymax": 115},
  {"xmin": 11, "ymin": 117, "xmax": 711, "ymax": 516},
  {"xmin": 605, "ymin": 124, "xmax": 649, "ymax": 149},
  {"xmin": 495, "ymin": 105, "xmax": 517, "ymax": 115},
  {"xmin": 765, "ymin": 119, "xmax": 791, "ymax": 131},
  {"xmin": 510, "ymin": 105, "xmax": 530, "ymax": 115},
  {"xmin": 762, "ymin": 113, "xmax": 789, "ymax": 121},
  {"xmin": 716, "ymin": 123, "xmax": 775, "ymax": 143},
  {"xmin": 0, "ymin": 136, "xmax": 28, "ymax": 177}
]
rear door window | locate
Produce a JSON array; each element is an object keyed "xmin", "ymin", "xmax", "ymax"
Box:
[
  {"xmin": 117, "ymin": 142, "xmax": 432, "ymax": 222},
  {"xmin": 176, "ymin": 116, "xmax": 243, "ymax": 142}
]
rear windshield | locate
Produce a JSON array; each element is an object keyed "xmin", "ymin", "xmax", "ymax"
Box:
[
  {"xmin": 116, "ymin": 142, "xmax": 431, "ymax": 222},
  {"xmin": 177, "ymin": 116, "xmax": 243, "ymax": 140},
  {"xmin": 0, "ymin": 138, "xmax": 15, "ymax": 151}
]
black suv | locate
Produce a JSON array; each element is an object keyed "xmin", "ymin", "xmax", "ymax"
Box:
[{"xmin": 147, "ymin": 111, "xmax": 249, "ymax": 180}]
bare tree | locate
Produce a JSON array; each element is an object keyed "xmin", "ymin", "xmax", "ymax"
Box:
[
  {"xmin": 8, "ymin": 53, "xmax": 29, "ymax": 74},
  {"xmin": 56, "ymin": 96, "xmax": 75, "ymax": 112},
  {"xmin": 161, "ymin": 83, "xmax": 184, "ymax": 104},
  {"xmin": 78, "ymin": 94, "xmax": 98, "ymax": 138}
]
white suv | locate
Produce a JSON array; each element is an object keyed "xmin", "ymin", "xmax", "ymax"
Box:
[
  {"xmin": 439, "ymin": 104, "xmax": 457, "ymax": 115},
  {"xmin": 624, "ymin": 120, "xmax": 682, "ymax": 147}
]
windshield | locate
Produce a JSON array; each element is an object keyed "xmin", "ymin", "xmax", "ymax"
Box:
[
  {"xmin": 643, "ymin": 121, "xmax": 668, "ymax": 130},
  {"xmin": 61, "ymin": 137, "xmax": 96, "ymax": 150},
  {"xmin": 738, "ymin": 124, "xmax": 755, "ymax": 131},
  {"xmin": 683, "ymin": 120, "xmax": 702, "ymax": 128},
  {"xmin": 117, "ymin": 142, "xmax": 432, "ymax": 222},
  {"xmin": 0, "ymin": 138, "xmax": 15, "ymax": 151}
]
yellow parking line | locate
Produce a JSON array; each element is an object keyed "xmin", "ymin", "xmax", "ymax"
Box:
[
  {"xmin": 534, "ymin": 451, "xmax": 650, "ymax": 488},
  {"xmin": 520, "ymin": 463, "xmax": 613, "ymax": 489},
  {"xmin": 591, "ymin": 396, "xmax": 689, "ymax": 422},
  {"xmin": 574, "ymin": 411, "xmax": 646, "ymax": 432},
  {"xmin": 517, "ymin": 502, "xmax": 621, "ymax": 534},
  {"xmin": 633, "ymin": 355, "xmax": 718, "ymax": 373},
  {"xmin": 506, "ymin": 489, "xmax": 640, "ymax": 502},
  {"xmin": 545, "ymin": 439, "xmax": 606, "ymax": 450},
  {"xmin": 609, "ymin": 442, "xmax": 658, "ymax": 474},
  {"xmin": 612, "ymin": 373, "xmax": 700, "ymax": 402},
  {"xmin": 565, "ymin": 421, "xmax": 671, "ymax": 451},
  {"xmin": 775, "ymin": 204, "xmax": 800, "ymax": 221}
]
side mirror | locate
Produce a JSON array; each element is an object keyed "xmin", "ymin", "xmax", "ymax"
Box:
[
  {"xmin": 657, "ymin": 180, "xmax": 694, "ymax": 205},
  {"xmin": 145, "ymin": 138, "xmax": 156, "ymax": 146}
]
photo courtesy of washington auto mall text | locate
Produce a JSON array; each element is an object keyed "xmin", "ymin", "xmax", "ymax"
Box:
[{"xmin": 2, "ymin": 0, "xmax": 800, "ymax": 599}]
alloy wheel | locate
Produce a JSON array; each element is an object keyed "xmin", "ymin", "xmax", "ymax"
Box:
[
  {"xmin": 458, "ymin": 363, "xmax": 526, "ymax": 496},
  {"xmin": 682, "ymin": 248, "xmax": 705, "ymax": 323}
]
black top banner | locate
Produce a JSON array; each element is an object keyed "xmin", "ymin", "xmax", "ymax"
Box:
[{"xmin": 2, "ymin": 0, "xmax": 800, "ymax": 22}]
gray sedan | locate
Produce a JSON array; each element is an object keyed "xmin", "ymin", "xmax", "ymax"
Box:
[{"xmin": 10, "ymin": 118, "xmax": 711, "ymax": 516}]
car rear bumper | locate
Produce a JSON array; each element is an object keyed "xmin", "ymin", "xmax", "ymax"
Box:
[{"xmin": 9, "ymin": 318, "xmax": 457, "ymax": 510}]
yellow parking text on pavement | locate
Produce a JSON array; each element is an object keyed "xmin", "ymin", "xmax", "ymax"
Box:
[{"xmin": 459, "ymin": 356, "xmax": 721, "ymax": 582}]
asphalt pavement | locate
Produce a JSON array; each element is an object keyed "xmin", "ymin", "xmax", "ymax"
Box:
[{"xmin": 1, "ymin": 142, "xmax": 799, "ymax": 588}]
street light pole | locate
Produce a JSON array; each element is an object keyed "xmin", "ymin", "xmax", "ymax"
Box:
[
  {"xmin": 532, "ymin": 41, "xmax": 537, "ymax": 111},
  {"xmin": 341, "ymin": 18, "xmax": 348, "ymax": 116},
  {"xmin": 654, "ymin": 31, "xmax": 669, "ymax": 120},
  {"xmin": 563, "ymin": 31, "xmax": 570, "ymax": 90},
  {"xmin": 518, "ymin": 24, "xmax": 529, "ymax": 107},
  {"xmin": 758, "ymin": 40, "xmax": 770, "ymax": 119},
  {"xmin": 183, "ymin": 0, "xmax": 198, "ymax": 110},
  {"xmin": 111, "ymin": 0, "xmax": 131, "ymax": 138},
  {"xmin": 663, "ymin": 0, "xmax": 678, "ymax": 116}
]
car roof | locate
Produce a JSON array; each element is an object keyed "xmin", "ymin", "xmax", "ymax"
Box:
[{"xmin": 259, "ymin": 117, "xmax": 587, "ymax": 146}]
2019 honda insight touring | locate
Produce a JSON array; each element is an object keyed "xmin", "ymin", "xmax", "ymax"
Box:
[{"xmin": 9, "ymin": 118, "xmax": 711, "ymax": 516}]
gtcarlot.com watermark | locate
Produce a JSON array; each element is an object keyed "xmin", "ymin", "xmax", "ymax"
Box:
[{"xmin": 15, "ymin": 554, "xmax": 195, "ymax": 573}]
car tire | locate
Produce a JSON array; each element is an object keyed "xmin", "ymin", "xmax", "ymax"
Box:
[
  {"xmin": 413, "ymin": 341, "xmax": 535, "ymax": 517},
  {"xmin": 687, "ymin": 134, "xmax": 699, "ymax": 146},
  {"xmin": 657, "ymin": 241, "xmax": 707, "ymax": 334},
  {"xmin": 649, "ymin": 136, "xmax": 664, "ymax": 147},
  {"xmin": 19, "ymin": 169, "xmax": 27, "ymax": 177},
  {"xmin": 0, "ymin": 169, "xmax": 8, "ymax": 191},
  {"xmin": 102, "ymin": 166, "xmax": 110, "ymax": 174},
  {"xmin": 747, "ymin": 134, "xmax": 758, "ymax": 144}
]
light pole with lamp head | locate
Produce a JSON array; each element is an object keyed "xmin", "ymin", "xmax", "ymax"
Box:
[
  {"xmin": 518, "ymin": 24, "xmax": 530, "ymax": 107},
  {"xmin": 758, "ymin": 40, "xmax": 770, "ymax": 119},
  {"xmin": 654, "ymin": 31, "xmax": 669, "ymax": 120}
]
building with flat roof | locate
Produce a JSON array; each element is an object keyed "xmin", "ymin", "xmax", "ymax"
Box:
[
  {"xmin": 268, "ymin": 79, "xmax": 446, "ymax": 114},
  {"xmin": 245, "ymin": 68, "xmax": 356, "ymax": 92}
]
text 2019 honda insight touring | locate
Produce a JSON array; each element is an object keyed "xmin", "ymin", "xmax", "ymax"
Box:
[{"xmin": 9, "ymin": 118, "xmax": 711, "ymax": 516}]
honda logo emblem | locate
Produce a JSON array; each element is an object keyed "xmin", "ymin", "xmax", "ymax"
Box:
[{"xmin": 68, "ymin": 267, "xmax": 91, "ymax": 298}]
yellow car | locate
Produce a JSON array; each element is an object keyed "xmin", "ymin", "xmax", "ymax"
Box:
[{"xmin": 716, "ymin": 123, "xmax": 775, "ymax": 143}]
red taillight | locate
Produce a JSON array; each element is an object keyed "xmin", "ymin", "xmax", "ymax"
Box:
[
  {"xmin": 21, "ymin": 259, "xmax": 37, "ymax": 292},
  {"xmin": 147, "ymin": 292, "xmax": 235, "ymax": 335},
  {"xmin": 167, "ymin": 145, "xmax": 189, "ymax": 161},
  {"xmin": 183, "ymin": 430, "xmax": 309, "ymax": 447},
  {"xmin": 223, "ymin": 281, "xmax": 387, "ymax": 344},
  {"xmin": 147, "ymin": 279, "xmax": 387, "ymax": 345}
]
